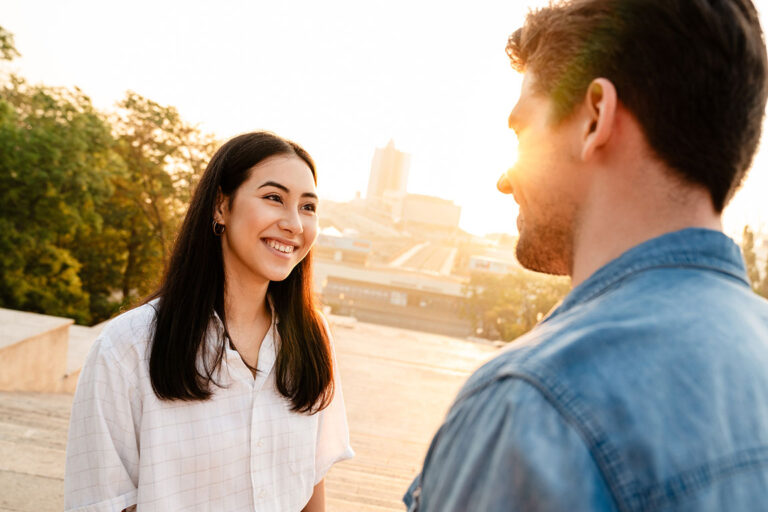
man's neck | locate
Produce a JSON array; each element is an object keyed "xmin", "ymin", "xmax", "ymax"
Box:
[{"xmin": 570, "ymin": 174, "xmax": 722, "ymax": 288}]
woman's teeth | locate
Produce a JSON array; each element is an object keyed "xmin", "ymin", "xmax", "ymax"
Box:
[{"xmin": 266, "ymin": 239, "xmax": 294, "ymax": 254}]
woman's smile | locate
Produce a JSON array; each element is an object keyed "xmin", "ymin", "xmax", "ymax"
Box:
[{"xmin": 263, "ymin": 237, "xmax": 298, "ymax": 258}]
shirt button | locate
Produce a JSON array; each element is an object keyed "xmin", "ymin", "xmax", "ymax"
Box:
[
  {"xmin": 258, "ymin": 489, "xmax": 267, "ymax": 500},
  {"xmin": 257, "ymin": 438, "xmax": 264, "ymax": 448}
]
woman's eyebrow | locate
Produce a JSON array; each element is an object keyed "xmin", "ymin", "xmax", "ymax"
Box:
[
  {"xmin": 258, "ymin": 180, "xmax": 317, "ymax": 200},
  {"xmin": 258, "ymin": 180, "xmax": 289, "ymax": 192}
]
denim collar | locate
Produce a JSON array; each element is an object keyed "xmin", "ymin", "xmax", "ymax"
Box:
[{"xmin": 545, "ymin": 228, "xmax": 748, "ymax": 323}]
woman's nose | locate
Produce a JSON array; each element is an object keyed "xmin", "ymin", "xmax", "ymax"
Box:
[{"xmin": 278, "ymin": 209, "xmax": 303, "ymax": 234}]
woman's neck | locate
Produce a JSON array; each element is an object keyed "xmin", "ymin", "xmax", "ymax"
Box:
[
  {"xmin": 224, "ymin": 264, "xmax": 271, "ymax": 335},
  {"xmin": 222, "ymin": 266, "xmax": 271, "ymax": 334},
  {"xmin": 225, "ymin": 285, "xmax": 269, "ymax": 328},
  {"xmin": 222, "ymin": 272, "xmax": 272, "ymax": 375}
]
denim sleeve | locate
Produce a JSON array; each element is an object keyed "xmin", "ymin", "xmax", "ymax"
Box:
[{"xmin": 404, "ymin": 378, "xmax": 619, "ymax": 512}]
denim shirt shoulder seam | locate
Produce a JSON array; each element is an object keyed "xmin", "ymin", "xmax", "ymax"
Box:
[
  {"xmin": 476, "ymin": 334, "xmax": 768, "ymax": 512},
  {"xmin": 627, "ymin": 447, "xmax": 768, "ymax": 510},
  {"xmin": 451, "ymin": 365, "xmax": 635, "ymax": 512},
  {"xmin": 449, "ymin": 362, "xmax": 768, "ymax": 512},
  {"xmin": 512, "ymin": 366, "xmax": 641, "ymax": 512}
]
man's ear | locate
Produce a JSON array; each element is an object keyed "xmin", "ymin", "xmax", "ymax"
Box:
[
  {"xmin": 214, "ymin": 188, "xmax": 228, "ymax": 224},
  {"xmin": 581, "ymin": 78, "xmax": 617, "ymax": 162}
]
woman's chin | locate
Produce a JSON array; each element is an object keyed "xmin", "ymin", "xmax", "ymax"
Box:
[{"xmin": 262, "ymin": 265, "xmax": 298, "ymax": 283}]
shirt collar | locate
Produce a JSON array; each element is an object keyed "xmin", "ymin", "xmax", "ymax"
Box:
[
  {"xmin": 207, "ymin": 295, "xmax": 280, "ymax": 383},
  {"xmin": 545, "ymin": 228, "xmax": 748, "ymax": 322}
]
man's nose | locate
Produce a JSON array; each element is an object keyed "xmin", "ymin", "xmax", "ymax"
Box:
[{"xmin": 497, "ymin": 171, "xmax": 514, "ymax": 194}]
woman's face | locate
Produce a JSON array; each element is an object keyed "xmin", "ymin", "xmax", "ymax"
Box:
[{"xmin": 215, "ymin": 154, "xmax": 319, "ymax": 285}]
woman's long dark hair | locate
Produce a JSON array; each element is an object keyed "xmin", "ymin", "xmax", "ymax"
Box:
[{"xmin": 148, "ymin": 131, "xmax": 334, "ymax": 413}]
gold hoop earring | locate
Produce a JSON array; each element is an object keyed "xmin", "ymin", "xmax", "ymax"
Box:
[{"xmin": 212, "ymin": 220, "xmax": 225, "ymax": 236}]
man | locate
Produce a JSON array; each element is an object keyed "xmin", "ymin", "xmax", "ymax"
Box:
[{"xmin": 404, "ymin": 1, "xmax": 768, "ymax": 510}]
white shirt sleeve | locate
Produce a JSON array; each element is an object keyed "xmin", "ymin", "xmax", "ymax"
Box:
[
  {"xmin": 64, "ymin": 332, "xmax": 141, "ymax": 512},
  {"xmin": 314, "ymin": 315, "xmax": 355, "ymax": 483}
]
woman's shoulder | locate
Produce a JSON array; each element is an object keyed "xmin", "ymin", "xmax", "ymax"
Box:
[
  {"xmin": 94, "ymin": 300, "xmax": 159, "ymax": 364},
  {"xmin": 317, "ymin": 309, "xmax": 335, "ymax": 337}
]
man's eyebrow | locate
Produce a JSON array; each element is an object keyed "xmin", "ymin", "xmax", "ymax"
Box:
[{"xmin": 258, "ymin": 181, "xmax": 318, "ymax": 200}]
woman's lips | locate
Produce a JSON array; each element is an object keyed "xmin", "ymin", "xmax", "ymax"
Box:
[{"xmin": 262, "ymin": 238, "xmax": 295, "ymax": 259}]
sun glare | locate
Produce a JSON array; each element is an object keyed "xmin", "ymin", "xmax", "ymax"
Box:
[{"xmin": 2, "ymin": 0, "xmax": 766, "ymax": 237}]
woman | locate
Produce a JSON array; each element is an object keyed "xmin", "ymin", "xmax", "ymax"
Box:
[{"xmin": 65, "ymin": 132, "xmax": 354, "ymax": 512}]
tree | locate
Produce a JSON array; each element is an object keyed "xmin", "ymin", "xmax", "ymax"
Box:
[
  {"xmin": 757, "ymin": 229, "xmax": 768, "ymax": 299},
  {"xmin": 741, "ymin": 225, "xmax": 761, "ymax": 292},
  {"xmin": 0, "ymin": 28, "xmax": 216, "ymax": 323},
  {"xmin": 101, "ymin": 91, "xmax": 217, "ymax": 305},
  {"xmin": 0, "ymin": 77, "xmax": 118, "ymax": 323},
  {"xmin": 462, "ymin": 269, "xmax": 570, "ymax": 342},
  {"xmin": 759, "ymin": 257, "xmax": 768, "ymax": 299},
  {"xmin": 0, "ymin": 26, "xmax": 20, "ymax": 61}
]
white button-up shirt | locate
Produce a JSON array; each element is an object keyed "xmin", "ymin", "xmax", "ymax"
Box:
[{"xmin": 64, "ymin": 302, "xmax": 354, "ymax": 511}]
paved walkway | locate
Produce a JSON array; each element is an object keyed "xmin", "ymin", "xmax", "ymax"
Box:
[{"xmin": 0, "ymin": 317, "xmax": 498, "ymax": 511}]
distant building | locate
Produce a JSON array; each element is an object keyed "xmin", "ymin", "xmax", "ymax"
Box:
[
  {"xmin": 314, "ymin": 261, "xmax": 472, "ymax": 337},
  {"xmin": 366, "ymin": 140, "xmax": 410, "ymax": 205},
  {"xmin": 314, "ymin": 231, "xmax": 372, "ymax": 266},
  {"xmin": 390, "ymin": 241, "xmax": 457, "ymax": 276},
  {"xmin": 381, "ymin": 189, "xmax": 407, "ymax": 220},
  {"xmin": 468, "ymin": 255, "xmax": 519, "ymax": 275},
  {"xmin": 400, "ymin": 194, "xmax": 461, "ymax": 230}
]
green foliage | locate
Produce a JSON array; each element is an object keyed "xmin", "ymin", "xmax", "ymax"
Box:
[
  {"xmin": 741, "ymin": 225, "xmax": 761, "ymax": 292},
  {"xmin": 0, "ymin": 77, "xmax": 117, "ymax": 323},
  {"xmin": 0, "ymin": 26, "xmax": 20, "ymax": 61},
  {"xmin": 0, "ymin": 27, "xmax": 217, "ymax": 323},
  {"xmin": 759, "ymin": 257, "xmax": 768, "ymax": 299},
  {"xmin": 462, "ymin": 269, "xmax": 570, "ymax": 342},
  {"xmin": 104, "ymin": 91, "xmax": 217, "ymax": 304}
]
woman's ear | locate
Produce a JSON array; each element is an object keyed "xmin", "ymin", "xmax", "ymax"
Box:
[
  {"xmin": 581, "ymin": 78, "xmax": 617, "ymax": 162},
  {"xmin": 213, "ymin": 188, "xmax": 228, "ymax": 224}
]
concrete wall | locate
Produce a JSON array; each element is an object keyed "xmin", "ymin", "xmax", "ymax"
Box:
[{"xmin": 0, "ymin": 323, "xmax": 70, "ymax": 393}]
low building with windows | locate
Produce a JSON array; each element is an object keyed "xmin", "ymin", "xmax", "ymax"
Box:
[
  {"xmin": 468, "ymin": 255, "xmax": 519, "ymax": 275},
  {"xmin": 314, "ymin": 261, "xmax": 472, "ymax": 337},
  {"xmin": 314, "ymin": 231, "xmax": 372, "ymax": 266}
]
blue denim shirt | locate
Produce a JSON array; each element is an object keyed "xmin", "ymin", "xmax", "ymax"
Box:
[{"xmin": 404, "ymin": 228, "xmax": 768, "ymax": 511}]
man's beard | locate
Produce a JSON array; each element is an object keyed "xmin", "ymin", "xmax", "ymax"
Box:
[{"xmin": 515, "ymin": 207, "xmax": 574, "ymax": 276}]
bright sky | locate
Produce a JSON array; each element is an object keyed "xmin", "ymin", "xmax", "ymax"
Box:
[{"xmin": 3, "ymin": 0, "xmax": 767, "ymax": 237}]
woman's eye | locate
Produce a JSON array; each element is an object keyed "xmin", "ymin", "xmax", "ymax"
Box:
[
  {"xmin": 264, "ymin": 194, "xmax": 282, "ymax": 203},
  {"xmin": 302, "ymin": 203, "xmax": 317, "ymax": 212}
]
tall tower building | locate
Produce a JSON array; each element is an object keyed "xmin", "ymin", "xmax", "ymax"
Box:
[{"xmin": 366, "ymin": 140, "xmax": 410, "ymax": 203}]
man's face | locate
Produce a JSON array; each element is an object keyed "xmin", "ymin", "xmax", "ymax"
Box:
[{"xmin": 498, "ymin": 73, "xmax": 587, "ymax": 276}]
